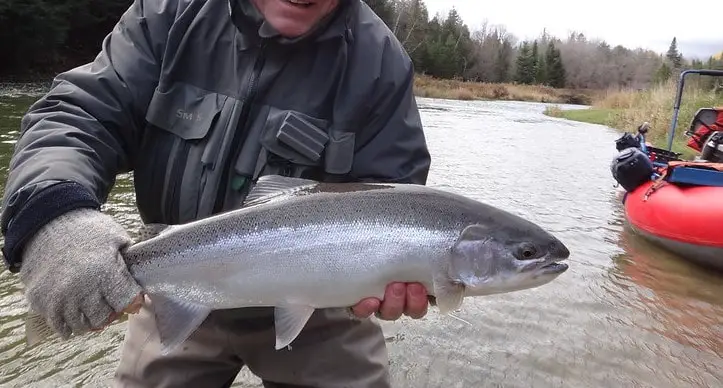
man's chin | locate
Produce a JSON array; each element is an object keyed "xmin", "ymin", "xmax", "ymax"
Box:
[
  {"xmin": 270, "ymin": 21, "xmax": 314, "ymax": 38},
  {"xmin": 276, "ymin": 28, "xmax": 310, "ymax": 38}
]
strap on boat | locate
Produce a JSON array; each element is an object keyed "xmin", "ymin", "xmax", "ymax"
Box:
[
  {"xmin": 667, "ymin": 161, "xmax": 723, "ymax": 171},
  {"xmin": 644, "ymin": 161, "xmax": 723, "ymax": 200},
  {"xmin": 643, "ymin": 170, "xmax": 669, "ymax": 201}
]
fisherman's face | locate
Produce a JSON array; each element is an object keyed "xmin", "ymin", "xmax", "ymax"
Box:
[{"xmin": 251, "ymin": 0, "xmax": 341, "ymax": 37}]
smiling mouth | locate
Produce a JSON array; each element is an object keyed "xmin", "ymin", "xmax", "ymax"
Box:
[{"xmin": 284, "ymin": 0, "xmax": 313, "ymax": 7}]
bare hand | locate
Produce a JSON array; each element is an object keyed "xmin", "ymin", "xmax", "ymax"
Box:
[{"xmin": 351, "ymin": 282, "xmax": 429, "ymax": 320}]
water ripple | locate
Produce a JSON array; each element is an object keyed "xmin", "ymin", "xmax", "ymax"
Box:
[{"xmin": 0, "ymin": 95, "xmax": 719, "ymax": 387}]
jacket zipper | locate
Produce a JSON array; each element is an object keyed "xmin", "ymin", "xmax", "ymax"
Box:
[
  {"xmin": 164, "ymin": 140, "xmax": 191, "ymax": 224},
  {"xmin": 213, "ymin": 42, "xmax": 267, "ymax": 213}
]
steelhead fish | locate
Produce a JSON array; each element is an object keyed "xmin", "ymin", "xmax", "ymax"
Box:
[{"xmin": 25, "ymin": 175, "xmax": 570, "ymax": 354}]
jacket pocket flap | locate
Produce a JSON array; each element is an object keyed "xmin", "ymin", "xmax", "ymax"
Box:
[
  {"xmin": 145, "ymin": 82, "xmax": 227, "ymax": 140},
  {"xmin": 259, "ymin": 108, "xmax": 330, "ymax": 166},
  {"xmin": 324, "ymin": 131, "xmax": 355, "ymax": 175}
]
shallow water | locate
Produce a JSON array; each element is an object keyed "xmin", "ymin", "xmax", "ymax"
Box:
[{"xmin": 0, "ymin": 90, "xmax": 720, "ymax": 387}]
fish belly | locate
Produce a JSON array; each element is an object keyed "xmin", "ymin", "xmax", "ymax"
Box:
[{"xmin": 134, "ymin": 222, "xmax": 452, "ymax": 310}]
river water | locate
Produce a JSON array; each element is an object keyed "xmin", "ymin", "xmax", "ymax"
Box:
[{"xmin": 0, "ymin": 89, "xmax": 720, "ymax": 387}]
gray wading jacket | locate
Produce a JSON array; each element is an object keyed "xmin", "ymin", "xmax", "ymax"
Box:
[{"xmin": 0, "ymin": 0, "xmax": 431, "ymax": 277}]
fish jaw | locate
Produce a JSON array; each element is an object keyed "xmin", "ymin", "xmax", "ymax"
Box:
[{"xmin": 460, "ymin": 254, "xmax": 569, "ymax": 297}]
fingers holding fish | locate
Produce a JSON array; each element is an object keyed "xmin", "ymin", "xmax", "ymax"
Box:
[
  {"xmin": 122, "ymin": 293, "xmax": 145, "ymax": 314},
  {"xmin": 376, "ymin": 282, "xmax": 425, "ymax": 321},
  {"xmin": 404, "ymin": 283, "xmax": 429, "ymax": 319},
  {"xmin": 350, "ymin": 298, "xmax": 381, "ymax": 318},
  {"xmin": 349, "ymin": 283, "xmax": 429, "ymax": 321},
  {"xmin": 375, "ymin": 283, "xmax": 404, "ymax": 320},
  {"xmin": 88, "ymin": 293, "xmax": 145, "ymax": 332}
]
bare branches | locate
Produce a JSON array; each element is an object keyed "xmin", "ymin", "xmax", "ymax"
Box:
[{"xmin": 361, "ymin": 0, "xmax": 719, "ymax": 90}]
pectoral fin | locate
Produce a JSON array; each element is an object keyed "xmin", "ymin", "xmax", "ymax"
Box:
[
  {"xmin": 432, "ymin": 242, "xmax": 466, "ymax": 314},
  {"xmin": 147, "ymin": 293, "xmax": 212, "ymax": 355},
  {"xmin": 274, "ymin": 304, "xmax": 316, "ymax": 350},
  {"xmin": 432, "ymin": 272, "xmax": 465, "ymax": 314},
  {"xmin": 431, "ymin": 225, "xmax": 485, "ymax": 314}
]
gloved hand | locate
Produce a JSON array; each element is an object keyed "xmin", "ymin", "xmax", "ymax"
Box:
[{"xmin": 19, "ymin": 208, "xmax": 143, "ymax": 338}]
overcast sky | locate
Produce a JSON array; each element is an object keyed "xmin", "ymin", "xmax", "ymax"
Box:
[{"xmin": 422, "ymin": 0, "xmax": 723, "ymax": 59}]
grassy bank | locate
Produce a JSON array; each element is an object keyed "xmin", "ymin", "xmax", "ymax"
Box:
[
  {"xmin": 544, "ymin": 107, "xmax": 621, "ymax": 126},
  {"xmin": 413, "ymin": 74, "xmax": 596, "ymax": 105},
  {"xmin": 544, "ymin": 80, "xmax": 723, "ymax": 159},
  {"xmin": 4, "ymin": 72, "xmax": 595, "ymax": 106}
]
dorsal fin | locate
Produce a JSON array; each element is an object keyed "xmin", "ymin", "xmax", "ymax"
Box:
[{"xmin": 242, "ymin": 175, "xmax": 319, "ymax": 208}]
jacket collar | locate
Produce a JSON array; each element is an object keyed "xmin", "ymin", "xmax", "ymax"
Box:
[{"xmin": 229, "ymin": 0, "xmax": 359, "ymax": 50}]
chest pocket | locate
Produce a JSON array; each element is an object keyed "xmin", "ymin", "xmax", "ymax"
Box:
[
  {"xmin": 135, "ymin": 81, "xmax": 235, "ymax": 223},
  {"xmin": 244, "ymin": 106, "xmax": 357, "ymax": 180}
]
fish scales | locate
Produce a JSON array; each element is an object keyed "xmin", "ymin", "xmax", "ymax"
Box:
[
  {"xmin": 126, "ymin": 183, "xmax": 473, "ymax": 309},
  {"xmin": 24, "ymin": 175, "xmax": 571, "ymax": 354}
]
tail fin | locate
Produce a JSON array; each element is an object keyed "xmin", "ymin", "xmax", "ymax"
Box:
[{"xmin": 25, "ymin": 311, "xmax": 58, "ymax": 346}]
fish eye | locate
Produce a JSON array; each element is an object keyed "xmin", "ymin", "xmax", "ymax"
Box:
[{"xmin": 516, "ymin": 242, "xmax": 538, "ymax": 260}]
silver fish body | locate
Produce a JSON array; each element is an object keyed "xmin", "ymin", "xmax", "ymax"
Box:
[
  {"xmin": 26, "ymin": 175, "xmax": 570, "ymax": 353},
  {"xmin": 128, "ymin": 182, "xmax": 470, "ymax": 310}
]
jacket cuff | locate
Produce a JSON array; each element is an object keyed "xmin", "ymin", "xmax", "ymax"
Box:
[{"xmin": 2, "ymin": 182, "xmax": 100, "ymax": 273}]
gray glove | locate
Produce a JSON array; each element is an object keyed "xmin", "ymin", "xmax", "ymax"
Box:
[{"xmin": 19, "ymin": 208, "xmax": 143, "ymax": 338}]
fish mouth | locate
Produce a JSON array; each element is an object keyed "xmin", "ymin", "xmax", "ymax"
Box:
[
  {"xmin": 535, "ymin": 241, "xmax": 570, "ymax": 275},
  {"xmin": 530, "ymin": 254, "xmax": 569, "ymax": 276},
  {"xmin": 538, "ymin": 261, "xmax": 569, "ymax": 275}
]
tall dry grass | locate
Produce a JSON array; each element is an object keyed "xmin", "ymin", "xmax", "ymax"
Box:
[
  {"xmin": 593, "ymin": 80, "xmax": 723, "ymax": 155},
  {"xmin": 413, "ymin": 74, "xmax": 596, "ymax": 105}
]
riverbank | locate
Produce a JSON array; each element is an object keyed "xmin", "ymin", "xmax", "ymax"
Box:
[
  {"xmin": 413, "ymin": 74, "xmax": 596, "ymax": 105},
  {"xmin": 1, "ymin": 73, "xmax": 597, "ymax": 106},
  {"xmin": 543, "ymin": 107, "xmax": 622, "ymax": 126},
  {"xmin": 544, "ymin": 80, "xmax": 723, "ymax": 159}
]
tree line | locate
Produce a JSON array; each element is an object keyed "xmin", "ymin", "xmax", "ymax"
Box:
[
  {"xmin": 363, "ymin": 0, "xmax": 722, "ymax": 90},
  {"xmin": 1, "ymin": 0, "xmax": 721, "ymax": 90},
  {"xmin": 0, "ymin": 0, "xmax": 132, "ymax": 78}
]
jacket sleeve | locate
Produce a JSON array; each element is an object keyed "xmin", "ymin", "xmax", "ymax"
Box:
[
  {"xmin": 0, "ymin": 0, "xmax": 173, "ymax": 272},
  {"xmin": 349, "ymin": 37, "xmax": 431, "ymax": 186}
]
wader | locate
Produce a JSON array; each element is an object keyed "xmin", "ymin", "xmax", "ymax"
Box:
[{"xmin": 113, "ymin": 298, "xmax": 390, "ymax": 387}]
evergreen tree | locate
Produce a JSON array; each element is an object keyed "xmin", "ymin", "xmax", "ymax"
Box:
[
  {"xmin": 393, "ymin": 0, "xmax": 430, "ymax": 69},
  {"xmin": 653, "ymin": 62, "xmax": 672, "ymax": 84},
  {"xmin": 666, "ymin": 37, "xmax": 683, "ymax": 68},
  {"xmin": 531, "ymin": 40, "xmax": 539, "ymax": 82},
  {"xmin": 442, "ymin": 8, "xmax": 474, "ymax": 77},
  {"xmin": 0, "ymin": 0, "xmax": 700, "ymax": 89},
  {"xmin": 514, "ymin": 41, "xmax": 536, "ymax": 84},
  {"xmin": 494, "ymin": 39, "xmax": 514, "ymax": 83},
  {"xmin": 536, "ymin": 54, "xmax": 548, "ymax": 85},
  {"xmin": 420, "ymin": 8, "xmax": 474, "ymax": 79},
  {"xmin": 0, "ymin": 0, "xmax": 132, "ymax": 74},
  {"xmin": 545, "ymin": 42, "xmax": 566, "ymax": 88},
  {"xmin": 705, "ymin": 54, "xmax": 723, "ymax": 92},
  {"xmin": 362, "ymin": 0, "xmax": 396, "ymax": 27}
]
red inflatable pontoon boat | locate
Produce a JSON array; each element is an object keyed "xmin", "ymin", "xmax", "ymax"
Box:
[
  {"xmin": 610, "ymin": 69, "xmax": 723, "ymax": 272},
  {"xmin": 623, "ymin": 179, "xmax": 723, "ymax": 271}
]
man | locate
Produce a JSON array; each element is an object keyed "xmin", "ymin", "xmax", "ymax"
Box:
[{"xmin": 1, "ymin": 0, "xmax": 431, "ymax": 386}]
